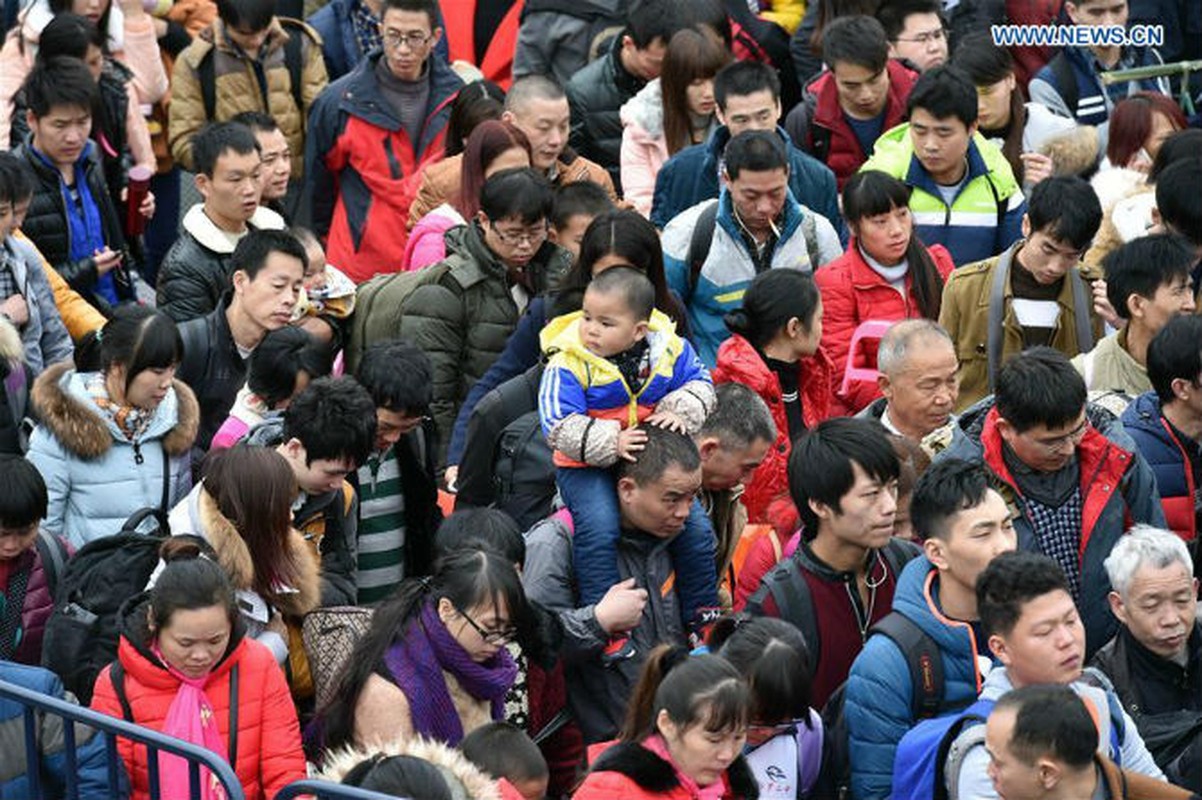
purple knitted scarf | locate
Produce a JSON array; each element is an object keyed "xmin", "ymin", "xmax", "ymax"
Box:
[{"xmin": 383, "ymin": 600, "xmax": 517, "ymax": 745}]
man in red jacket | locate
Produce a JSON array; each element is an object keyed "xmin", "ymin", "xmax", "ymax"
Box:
[{"xmin": 784, "ymin": 15, "xmax": 918, "ymax": 189}]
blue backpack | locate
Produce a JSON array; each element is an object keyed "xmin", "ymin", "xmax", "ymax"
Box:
[{"xmin": 891, "ymin": 679, "xmax": 1128, "ymax": 800}]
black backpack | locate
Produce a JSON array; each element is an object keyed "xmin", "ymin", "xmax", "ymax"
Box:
[
  {"xmin": 41, "ymin": 508, "xmax": 170, "ymax": 704},
  {"xmin": 493, "ymin": 410, "xmax": 556, "ymax": 531},
  {"xmin": 685, "ymin": 201, "xmax": 820, "ymax": 298}
]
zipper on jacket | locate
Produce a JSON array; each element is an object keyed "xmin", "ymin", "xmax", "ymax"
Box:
[
  {"xmin": 382, "ymin": 137, "xmax": 404, "ymax": 180},
  {"xmin": 132, "ymin": 440, "xmax": 143, "ymax": 465}
]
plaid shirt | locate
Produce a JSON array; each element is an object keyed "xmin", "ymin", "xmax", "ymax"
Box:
[
  {"xmin": 0, "ymin": 248, "xmax": 18, "ymax": 304},
  {"xmin": 350, "ymin": 0, "xmax": 382, "ymax": 64}
]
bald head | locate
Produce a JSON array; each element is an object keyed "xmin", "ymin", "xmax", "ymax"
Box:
[
  {"xmin": 502, "ymin": 76, "xmax": 570, "ymax": 172},
  {"xmin": 504, "ymin": 75, "xmax": 566, "ymax": 113},
  {"xmin": 877, "ymin": 320, "xmax": 959, "ymax": 441}
]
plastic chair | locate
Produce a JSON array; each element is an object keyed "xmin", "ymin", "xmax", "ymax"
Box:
[{"xmin": 838, "ymin": 320, "xmax": 894, "ymax": 397}]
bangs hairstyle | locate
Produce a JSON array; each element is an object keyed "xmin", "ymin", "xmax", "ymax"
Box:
[
  {"xmin": 479, "ymin": 168, "xmax": 553, "ymax": 225},
  {"xmin": 558, "ymin": 209, "xmax": 684, "ymax": 329},
  {"xmin": 822, "ymin": 15, "xmax": 889, "ymax": 73},
  {"xmin": 661, "ymin": 28, "xmax": 730, "ymax": 155},
  {"xmin": 36, "ymin": 14, "xmax": 105, "ymax": 63},
  {"xmin": 317, "ymin": 548, "xmax": 528, "ymax": 752},
  {"xmin": 994, "ymin": 347, "xmax": 1087, "ymax": 434},
  {"xmin": 789, "ymin": 417, "xmax": 900, "ymax": 539},
  {"xmin": 281, "ymin": 377, "xmax": 377, "ymax": 468},
  {"xmin": 1102, "ymin": 234, "xmax": 1195, "ymax": 321},
  {"xmin": 1106, "ymin": 93, "xmax": 1187, "ymax": 170},
  {"xmin": 1147, "ymin": 129, "xmax": 1202, "ymax": 183},
  {"xmin": 712, "ymin": 615, "xmax": 814, "ymax": 726},
  {"xmin": 22, "ymin": 56, "xmax": 99, "ymax": 119},
  {"xmin": 1147, "ymin": 315, "xmax": 1202, "ymax": 405},
  {"xmin": 444, "ymin": 80, "xmax": 505, "ymax": 158},
  {"xmin": 192, "ymin": 121, "xmax": 259, "ymax": 179},
  {"xmin": 713, "ymin": 59, "xmax": 780, "ymax": 110},
  {"xmin": 201, "ymin": 445, "xmax": 299, "ymax": 598},
  {"xmin": 0, "ymin": 152, "xmax": 35, "ymax": 206},
  {"xmin": 215, "ymin": 0, "xmax": 275, "ymax": 32},
  {"xmin": 586, "ymin": 266, "xmax": 656, "ymax": 321},
  {"xmin": 459, "ymin": 120, "xmax": 531, "ymax": 220},
  {"xmin": 906, "ymin": 65, "xmax": 977, "ymax": 127},
  {"xmin": 843, "ymin": 170, "xmax": 944, "ymax": 320},
  {"xmin": 1025, "ymin": 176, "xmax": 1103, "ymax": 251},
  {"xmin": 620, "ymin": 646, "xmax": 750, "ymax": 741},
  {"xmin": 90, "ymin": 306, "xmax": 183, "ymax": 393},
  {"xmin": 0, "ymin": 455, "xmax": 48, "ymax": 529}
]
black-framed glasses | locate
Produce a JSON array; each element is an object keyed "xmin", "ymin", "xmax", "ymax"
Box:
[
  {"xmin": 456, "ymin": 605, "xmax": 517, "ymax": 645},
  {"xmin": 489, "ymin": 223, "xmax": 548, "ymax": 248},
  {"xmin": 381, "ymin": 30, "xmax": 432, "ymax": 50}
]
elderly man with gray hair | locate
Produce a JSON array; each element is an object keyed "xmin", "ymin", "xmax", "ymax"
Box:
[
  {"xmin": 1092, "ymin": 526, "xmax": 1202, "ymax": 788},
  {"xmin": 857, "ymin": 319, "xmax": 960, "ymax": 456}
]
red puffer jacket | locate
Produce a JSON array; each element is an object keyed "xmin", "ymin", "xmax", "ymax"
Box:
[
  {"xmin": 713, "ymin": 334, "xmax": 834, "ymax": 525},
  {"xmin": 815, "ymin": 239, "xmax": 956, "ymax": 415},
  {"xmin": 91, "ymin": 610, "xmax": 306, "ymax": 800}
]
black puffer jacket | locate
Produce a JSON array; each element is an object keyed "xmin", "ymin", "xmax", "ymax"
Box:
[
  {"xmin": 176, "ymin": 298, "xmax": 246, "ymax": 454},
  {"xmin": 566, "ymin": 35, "xmax": 647, "ymax": 191},
  {"xmin": 14, "ymin": 140, "xmax": 134, "ymax": 316}
]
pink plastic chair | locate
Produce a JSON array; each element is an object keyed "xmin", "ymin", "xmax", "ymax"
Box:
[{"xmin": 839, "ymin": 320, "xmax": 894, "ymax": 396}]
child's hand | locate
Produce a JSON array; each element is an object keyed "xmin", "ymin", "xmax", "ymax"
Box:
[
  {"xmin": 646, "ymin": 410, "xmax": 686, "ymax": 433},
  {"xmin": 617, "ymin": 427, "xmax": 648, "ymax": 461}
]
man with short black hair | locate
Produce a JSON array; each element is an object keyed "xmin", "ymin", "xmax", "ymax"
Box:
[
  {"xmin": 157, "ymin": 122, "xmax": 287, "ymax": 322},
  {"xmin": 566, "ymin": 0, "xmax": 676, "ymax": 191},
  {"xmin": 177, "ymin": 228, "xmax": 307, "ymax": 455},
  {"xmin": 1123, "ymin": 315, "xmax": 1202, "ymax": 546},
  {"xmin": 846, "ymin": 458, "xmax": 1016, "ymax": 798},
  {"xmin": 651, "ymin": 60, "xmax": 841, "ymax": 236},
  {"xmin": 948, "ymin": 551, "xmax": 1165, "ymax": 798},
  {"xmin": 938, "ymin": 347, "xmax": 1165, "ymax": 656},
  {"xmin": 1154, "ymin": 161, "xmax": 1202, "ymax": 282},
  {"xmin": 662, "ymin": 130, "xmax": 842, "ymax": 365},
  {"xmin": 246, "ymin": 375, "xmax": 378, "ymax": 606},
  {"xmin": 1073, "ymin": 235, "xmax": 1196, "ymax": 397},
  {"xmin": 785, "ymin": 15, "xmax": 918, "ymax": 190},
  {"xmin": 876, "ymin": 0, "xmax": 948, "ymax": 72},
  {"xmin": 746, "ymin": 417, "xmax": 920, "ymax": 707},
  {"xmin": 169, "ymin": 0, "xmax": 327, "ymax": 176},
  {"xmin": 231, "ymin": 111, "xmax": 293, "ymax": 218},
  {"xmin": 306, "ymin": 0, "xmax": 463, "ymax": 282},
  {"xmin": 940, "ymin": 176, "xmax": 1103, "ymax": 409},
  {"xmin": 15, "ymin": 58, "xmax": 139, "ymax": 316},
  {"xmin": 862, "ymin": 65, "xmax": 1026, "ymax": 267},
  {"xmin": 400, "ymin": 168, "xmax": 572, "ymax": 468},
  {"xmin": 523, "ymin": 426, "xmax": 704, "ymax": 743},
  {"xmin": 352, "ymin": 339, "xmax": 441, "ymax": 601}
]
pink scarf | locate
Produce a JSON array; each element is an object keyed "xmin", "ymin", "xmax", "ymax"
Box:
[
  {"xmin": 150, "ymin": 643, "xmax": 230, "ymax": 800},
  {"xmin": 644, "ymin": 734, "xmax": 727, "ymax": 800}
]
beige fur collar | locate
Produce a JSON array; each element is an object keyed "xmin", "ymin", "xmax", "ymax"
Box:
[
  {"xmin": 319, "ymin": 736, "xmax": 502, "ymax": 799},
  {"xmin": 196, "ymin": 488, "xmax": 320, "ymax": 617},
  {"xmin": 30, "ymin": 362, "xmax": 200, "ymax": 460},
  {"xmin": 0, "ymin": 316, "xmax": 21, "ymax": 363}
]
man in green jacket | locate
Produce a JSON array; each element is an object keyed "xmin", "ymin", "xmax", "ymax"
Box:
[{"xmin": 400, "ymin": 167, "xmax": 572, "ymax": 468}]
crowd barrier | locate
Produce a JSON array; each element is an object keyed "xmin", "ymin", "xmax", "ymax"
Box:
[{"xmin": 0, "ymin": 677, "xmax": 401, "ymax": 800}]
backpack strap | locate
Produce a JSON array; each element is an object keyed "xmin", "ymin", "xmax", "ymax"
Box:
[
  {"xmin": 1049, "ymin": 53, "xmax": 1080, "ymax": 120},
  {"xmin": 160, "ymin": 441, "xmax": 171, "ymax": 513},
  {"xmin": 747, "ymin": 555, "xmax": 819, "ymax": 662},
  {"xmin": 110, "ymin": 661, "xmax": 134, "ymax": 722},
  {"xmin": 1069, "ymin": 267, "xmax": 1095, "ymax": 354},
  {"xmin": 34, "ymin": 529, "xmax": 66, "ymax": 602},
  {"xmin": 986, "ymin": 244, "xmax": 1016, "ymax": 395},
  {"xmin": 870, "ymin": 612, "xmax": 947, "ymax": 720},
  {"xmin": 687, "ymin": 202, "xmax": 720, "ymax": 299},
  {"xmin": 198, "ymin": 47, "xmax": 216, "ymax": 123},
  {"xmin": 227, "ymin": 662, "xmax": 239, "ymax": 769},
  {"xmin": 938, "ymin": 705, "xmax": 992, "ymax": 800},
  {"xmin": 278, "ymin": 18, "xmax": 307, "ymax": 119}
]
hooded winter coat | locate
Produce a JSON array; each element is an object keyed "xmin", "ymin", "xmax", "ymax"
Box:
[
  {"xmin": 574, "ymin": 739, "xmax": 761, "ymax": 800},
  {"xmin": 26, "ymin": 363, "xmax": 198, "ymax": 548},
  {"xmin": 399, "ymin": 222, "xmax": 572, "ymax": 467},
  {"xmin": 844, "ymin": 556, "xmax": 994, "ymax": 799},
  {"xmin": 90, "ymin": 599, "xmax": 307, "ymax": 800},
  {"xmin": 156, "ymin": 204, "xmax": 287, "ymax": 323},
  {"xmin": 168, "ymin": 16, "xmax": 327, "ymax": 176},
  {"xmin": 814, "ymin": 238, "xmax": 956, "ymax": 415},
  {"xmin": 712, "ymin": 333, "xmax": 833, "ymax": 523},
  {"xmin": 938, "ymin": 398, "xmax": 1165, "ymax": 657},
  {"xmin": 567, "ymin": 34, "xmax": 649, "ymax": 191},
  {"xmin": 318, "ymin": 735, "xmax": 503, "ymax": 798}
]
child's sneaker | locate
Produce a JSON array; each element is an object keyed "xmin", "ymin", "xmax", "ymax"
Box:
[{"xmin": 600, "ymin": 635, "xmax": 637, "ymax": 666}]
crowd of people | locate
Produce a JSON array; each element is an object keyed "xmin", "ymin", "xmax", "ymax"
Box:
[{"xmin": 0, "ymin": 0, "xmax": 1201, "ymax": 796}]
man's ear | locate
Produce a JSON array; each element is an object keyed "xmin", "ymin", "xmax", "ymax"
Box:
[
  {"xmin": 1020, "ymin": 213, "xmax": 1031, "ymax": 239},
  {"xmin": 923, "ymin": 536, "xmax": 949, "ymax": 570},
  {"xmin": 1107, "ymin": 590, "xmax": 1127, "ymax": 626},
  {"xmin": 617, "ymin": 475, "xmax": 638, "ymax": 504},
  {"xmin": 633, "ymin": 320, "xmax": 650, "ymax": 341},
  {"xmin": 1037, "ymin": 757, "xmax": 1063, "ymax": 791},
  {"xmin": 878, "ymin": 372, "xmax": 893, "ymax": 400},
  {"xmin": 989, "ymin": 633, "xmax": 1010, "ymax": 664},
  {"xmin": 697, "ymin": 436, "xmax": 721, "ymax": 462}
]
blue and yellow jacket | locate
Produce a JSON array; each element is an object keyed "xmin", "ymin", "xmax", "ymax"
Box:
[
  {"xmin": 861, "ymin": 124, "xmax": 1026, "ymax": 266},
  {"xmin": 538, "ymin": 308, "xmax": 714, "ymax": 468}
]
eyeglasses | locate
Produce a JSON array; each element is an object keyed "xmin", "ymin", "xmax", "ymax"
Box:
[
  {"xmin": 381, "ymin": 30, "xmax": 432, "ymax": 50},
  {"xmin": 894, "ymin": 27, "xmax": 947, "ymax": 44},
  {"xmin": 455, "ymin": 605, "xmax": 517, "ymax": 645},
  {"xmin": 1032, "ymin": 418, "xmax": 1090, "ymax": 453},
  {"xmin": 490, "ymin": 224, "xmax": 548, "ymax": 248}
]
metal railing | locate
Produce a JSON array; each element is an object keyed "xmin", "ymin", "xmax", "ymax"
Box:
[
  {"xmin": 1101, "ymin": 59, "xmax": 1202, "ymax": 115},
  {"xmin": 0, "ymin": 676, "xmax": 244, "ymax": 799}
]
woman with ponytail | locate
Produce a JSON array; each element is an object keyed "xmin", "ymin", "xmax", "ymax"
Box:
[
  {"xmin": 574, "ymin": 645, "xmax": 757, "ymax": 799},
  {"xmin": 713, "ymin": 269, "xmax": 832, "ymax": 525},
  {"xmin": 91, "ymin": 538, "xmax": 306, "ymax": 800},
  {"xmin": 311, "ymin": 548, "xmax": 528, "ymax": 756},
  {"xmin": 816, "ymin": 170, "xmax": 955, "ymax": 415}
]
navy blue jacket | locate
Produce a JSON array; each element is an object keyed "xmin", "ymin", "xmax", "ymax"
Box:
[
  {"xmin": 0, "ymin": 660, "xmax": 124, "ymax": 798},
  {"xmin": 650, "ymin": 125, "xmax": 846, "ymax": 244},
  {"xmin": 1121, "ymin": 391, "xmax": 1198, "ymax": 543}
]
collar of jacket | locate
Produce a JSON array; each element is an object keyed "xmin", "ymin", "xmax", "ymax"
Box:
[
  {"xmin": 608, "ymin": 34, "xmax": 645, "ymax": 96},
  {"xmin": 1118, "ymin": 621, "xmax": 1202, "ymax": 687},
  {"xmin": 589, "ymin": 740, "xmax": 760, "ymax": 798},
  {"xmin": 23, "ymin": 137, "xmax": 98, "ymax": 181},
  {"xmin": 30, "ymin": 361, "xmax": 200, "ymax": 460},
  {"xmin": 904, "ymin": 136, "xmax": 994, "ymax": 201},
  {"xmin": 181, "ymin": 203, "xmax": 285, "ymax": 254},
  {"xmin": 116, "ymin": 592, "xmax": 247, "ymax": 685},
  {"xmin": 715, "ymin": 183, "xmax": 804, "ymax": 259},
  {"xmin": 447, "ymin": 221, "xmax": 568, "ymax": 294},
  {"xmin": 973, "ymin": 240, "xmax": 1084, "ymax": 313},
  {"xmin": 337, "ymin": 50, "xmax": 462, "ymax": 132},
  {"xmin": 795, "ymin": 537, "xmax": 877, "ymax": 583}
]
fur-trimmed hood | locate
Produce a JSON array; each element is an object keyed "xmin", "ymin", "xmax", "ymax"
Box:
[
  {"xmin": 1039, "ymin": 123, "xmax": 1099, "ymax": 178},
  {"xmin": 0, "ymin": 315, "xmax": 21, "ymax": 364},
  {"xmin": 318, "ymin": 736, "xmax": 502, "ymax": 800},
  {"xmin": 587, "ymin": 740, "xmax": 760, "ymax": 799},
  {"xmin": 191, "ymin": 485, "xmax": 320, "ymax": 617},
  {"xmin": 621, "ymin": 78, "xmax": 665, "ymax": 139},
  {"xmin": 30, "ymin": 362, "xmax": 199, "ymax": 460}
]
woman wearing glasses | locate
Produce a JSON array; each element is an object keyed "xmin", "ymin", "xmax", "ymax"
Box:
[{"xmin": 312, "ymin": 547, "xmax": 528, "ymax": 756}]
